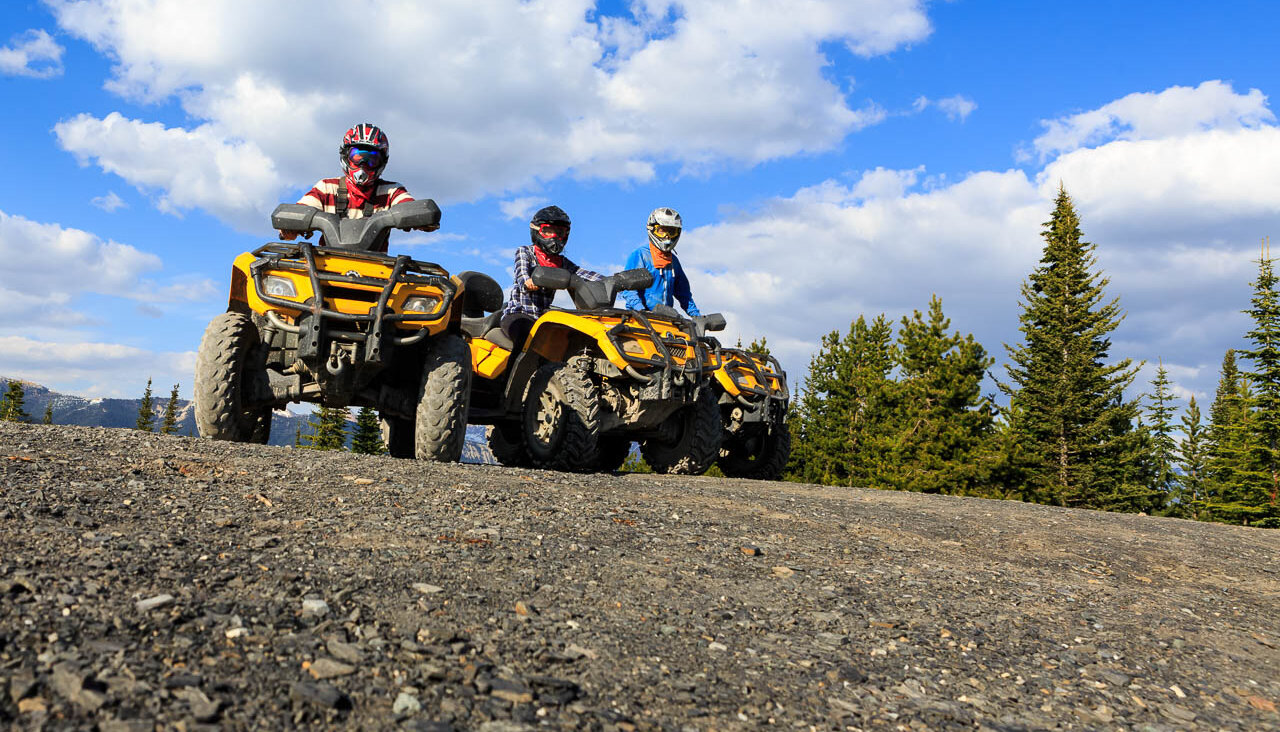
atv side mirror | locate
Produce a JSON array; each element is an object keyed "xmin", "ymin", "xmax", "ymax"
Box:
[
  {"xmin": 271, "ymin": 203, "xmax": 317, "ymax": 232},
  {"xmin": 613, "ymin": 268, "xmax": 654, "ymax": 292},
  {"xmin": 387, "ymin": 199, "xmax": 442, "ymax": 230},
  {"xmin": 531, "ymin": 266, "xmax": 572, "ymax": 290}
]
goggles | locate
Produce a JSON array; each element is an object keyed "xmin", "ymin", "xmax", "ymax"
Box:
[
  {"xmin": 649, "ymin": 224, "xmax": 680, "ymax": 240},
  {"xmin": 535, "ymin": 222, "xmax": 570, "ymax": 238},
  {"xmin": 347, "ymin": 147, "xmax": 384, "ymax": 168}
]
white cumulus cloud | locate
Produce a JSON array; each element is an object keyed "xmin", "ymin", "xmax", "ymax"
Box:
[
  {"xmin": 1031, "ymin": 80, "xmax": 1274, "ymax": 160},
  {"xmin": 0, "ymin": 29, "xmax": 64, "ymax": 78},
  {"xmin": 46, "ymin": 0, "xmax": 931, "ymax": 229},
  {"xmin": 0, "ymin": 209, "xmax": 218, "ymax": 323},
  {"xmin": 0, "ymin": 335, "xmax": 196, "ymax": 399},
  {"xmin": 681, "ymin": 81, "xmax": 1280, "ymax": 403}
]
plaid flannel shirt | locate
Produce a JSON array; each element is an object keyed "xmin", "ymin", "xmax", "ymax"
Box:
[{"xmin": 501, "ymin": 245, "xmax": 603, "ymax": 318}]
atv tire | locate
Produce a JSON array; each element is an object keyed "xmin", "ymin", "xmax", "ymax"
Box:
[
  {"xmin": 194, "ymin": 312, "xmax": 272, "ymax": 443},
  {"xmin": 380, "ymin": 414, "xmax": 415, "ymax": 458},
  {"xmin": 488, "ymin": 421, "xmax": 532, "ymax": 467},
  {"xmin": 523, "ymin": 356, "xmax": 600, "ymax": 471},
  {"xmin": 415, "ymin": 334, "xmax": 472, "ymax": 462},
  {"xmin": 594, "ymin": 435, "xmax": 632, "ymax": 473},
  {"xmin": 641, "ymin": 387, "xmax": 721, "ymax": 475},
  {"xmin": 718, "ymin": 416, "xmax": 792, "ymax": 480}
]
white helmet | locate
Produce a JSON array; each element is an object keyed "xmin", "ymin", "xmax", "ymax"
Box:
[{"xmin": 647, "ymin": 207, "xmax": 682, "ymax": 253}]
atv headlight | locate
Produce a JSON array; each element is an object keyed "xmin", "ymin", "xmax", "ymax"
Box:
[
  {"xmin": 263, "ymin": 275, "xmax": 298, "ymax": 298},
  {"xmin": 619, "ymin": 338, "xmax": 647, "ymax": 355},
  {"xmin": 403, "ymin": 296, "xmax": 441, "ymax": 314}
]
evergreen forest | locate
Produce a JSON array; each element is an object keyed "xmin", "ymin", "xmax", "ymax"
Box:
[{"xmin": 785, "ymin": 186, "xmax": 1279, "ymax": 528}]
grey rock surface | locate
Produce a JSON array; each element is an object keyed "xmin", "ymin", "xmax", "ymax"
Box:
[{"xmin": 1, "ymin": 423, "xmax": 1277, "ymax": 730}]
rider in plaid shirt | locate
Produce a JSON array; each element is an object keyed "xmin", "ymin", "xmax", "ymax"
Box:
[{"xmin": 499, "ymin": 206, "xmax": 602, "ymax": 348}]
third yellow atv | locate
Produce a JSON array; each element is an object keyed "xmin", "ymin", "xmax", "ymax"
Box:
[
  {"xmin": 709, "ymin": 346, "xmax": 791, "ymax": 480},
  {"xmin": 462, "ymin": 267, "xmax": 726, "ymax": 474}
]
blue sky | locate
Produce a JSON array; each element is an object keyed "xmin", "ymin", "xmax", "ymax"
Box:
[{"xmin": 1, "ymin": 1, "xmax": 1278, "ymax": 416}]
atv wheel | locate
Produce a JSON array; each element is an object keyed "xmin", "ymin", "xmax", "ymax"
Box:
[
  {"xmin": 641, "ymin": 387, "xmax": 722, "ymax": 475},
  {"xmin": 194, "ymin": 312, "xmax": 272, "ymax": 442},
  {"xmin": 522, "ymin": 356, "xmax": 600, "ymax": 471},
  {"xmin": 594, "ymin": 435, "xmax": 632, "ymax": 473},
  {"xmin": 380, "ymin": 414, "xmax": 414, "ymax": 458},
  {"xmin": 415, "ymin": 334, "xmax": 473, "ymax": 462},
  {"xmin": 718, "ymin": 416, "xmax": 792, "ymax": 480},
  {"xmin": 488, "ymin": 421, "xmax": 532, "ymax": 467}
]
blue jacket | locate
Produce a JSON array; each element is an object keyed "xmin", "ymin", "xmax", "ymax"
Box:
[{"xmin": 621, "ymin": 245, "xmax": 700, "ymax": 316}]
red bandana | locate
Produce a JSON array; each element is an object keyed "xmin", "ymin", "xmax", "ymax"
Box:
[
  {"xmin": 533, "ymin": 245, "xmax": 564, "ymax": 268},
  {"xmin": 345, "ymin": 172, "xmax": 374, "ymax": 210}
]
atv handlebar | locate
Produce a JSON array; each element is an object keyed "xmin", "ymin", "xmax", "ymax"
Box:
[
  {"xmin": 271, "ymin": 199, "xmax": 442, "ymax": 252},
  {"xmin": 530, "ymin": 266, "xmax": 654, "ymax": 310}
]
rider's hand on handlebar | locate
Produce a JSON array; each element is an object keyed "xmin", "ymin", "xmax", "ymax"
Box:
[
  {"xmin": 524, "ymin": 279, "xmax": 539, "ymax": 292},
  {"xmin": 412, "ymin": 224, "xmax": 439, "ymax": 233},
  {"xmin": 278, "ymin": 229, "xmax": 300, "ymax": 241}
]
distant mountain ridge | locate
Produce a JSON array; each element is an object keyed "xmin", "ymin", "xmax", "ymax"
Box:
[{"xmin": 0, "ymin": 376, "xmax": 493, "ymax": 462}]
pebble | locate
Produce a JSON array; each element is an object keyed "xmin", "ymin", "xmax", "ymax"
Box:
[
  {"xmin": 135, "ymin": 594, "xmax": 174, "ymax": 612},
  {"xmin": 394, "ymin": 691, "xmax": 422, "ymax": 714}
]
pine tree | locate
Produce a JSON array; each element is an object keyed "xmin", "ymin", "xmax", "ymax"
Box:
[
  {"xmin": 1176, "ymin": 396, "xmax": 1207, "ymax": 518},
  {"xmin": 0, "ymin": 381, "xmax": 30, "ymax": 423},
  {"xmin": 302, "ymin": 407, "xmax": 348, "ymax": 450},
  {"xmin": 1204, "ymin": 350, "xmax": 1248, "ymax": 501},
  {"xmin": 786, "ymin": 315, "xmax": 895, "ymax": 486},
  {"xmin": 136, "ymin": 378, "xmax": 156, "ymax": 432},
  {"xmin": 1145, "ymin": 362, "xmax": 1179, "ymax": 509},
  {"xmin": 746, "ymin": 336, "xmax": 771, "ymax": 357},
  {"xmin": 42, "ymin": 403, "xmax": 53, "ymax": 425},
  {"xmin": 1231, "ymin": 250, "xmax": 1280, "ymax": 526},
  {"xmin": 160, "ymin": 383, "xmax": 181, "ymax": 434},
  {"xmin": 874, "ymin": 295, "xmax": 996, "ymax": 495},
  {"xmin": 350, "ymin": 407, "xmax": 385, "ymax": 455},
  {"xmin": 998, "ymin": 186, "xmax": 1144, "ymax": 510}
]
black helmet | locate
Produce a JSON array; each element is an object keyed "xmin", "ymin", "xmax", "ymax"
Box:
[{"xmin": 530, "ymin": 205, "xmax": 571, "ymax": 255}]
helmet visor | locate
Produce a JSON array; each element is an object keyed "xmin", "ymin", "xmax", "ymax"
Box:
[
  {"xmin": 649, "ymin": 225, "xmax": 680, "ymax": 240},
  {"xmin": 347, "ymin": 147, "xmax": 384, "ymax": 169}
]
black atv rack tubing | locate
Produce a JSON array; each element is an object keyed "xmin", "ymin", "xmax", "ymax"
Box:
[
  {"xmin": 249, "ymin": 242, "xmax": 456, "ymax": 327},
  {"xmin": 720, "ymin": 347, "xmax": 772, "ymax": 400}
]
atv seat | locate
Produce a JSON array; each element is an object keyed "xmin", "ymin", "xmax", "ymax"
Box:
[{"xmin": 461, "ymin": 311, "xmax": 514, "ymax": 351}]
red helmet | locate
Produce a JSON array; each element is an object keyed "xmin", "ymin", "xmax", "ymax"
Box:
[{"xmin": 340, "ymin": 123, "xmax": 389, "ymax": 185}]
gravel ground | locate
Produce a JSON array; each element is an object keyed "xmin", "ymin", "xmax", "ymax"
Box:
[{"xmin": 1, "ymin": 422, "xmax": 1277, "ymax": 731}]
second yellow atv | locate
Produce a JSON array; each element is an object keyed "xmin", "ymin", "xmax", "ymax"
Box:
[
  {"xmin": 193, "ymin": 200, "xmax": 475, "ymax": 461},
  {"xmin": 462, "ymin": 267, "xmax": 727, "ymax": 474}
]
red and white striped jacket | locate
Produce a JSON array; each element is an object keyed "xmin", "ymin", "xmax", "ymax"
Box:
[{"xmin": 296, "ymin": 177, "xmax": 416, "ymax": 253}]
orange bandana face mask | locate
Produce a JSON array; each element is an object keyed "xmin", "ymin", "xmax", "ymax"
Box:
[{"xmin": 649, "ymin": 241, "xmax": 673, "ymax": 268}]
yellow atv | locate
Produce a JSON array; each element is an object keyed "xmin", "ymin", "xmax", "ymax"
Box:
[
  {"xmin": 709, "ymin": 347, "xmax": 791, "ymax": 479},
  {"xmin": 193, "ymin": 200, "xmax": 475, "ymax": 461},
  {"xmin": 462, "ymin": 266, "xmax": 726, "ymax": 474}
]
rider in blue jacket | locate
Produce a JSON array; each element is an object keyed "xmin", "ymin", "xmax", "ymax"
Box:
[{"xmin": 621, "ymin": 207, "xmax": 700, "ymax": 317}]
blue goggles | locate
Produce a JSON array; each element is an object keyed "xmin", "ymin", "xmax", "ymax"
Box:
[{"xmin": 347, "ymin": 147, "xmax": 384, "ymax": 168}]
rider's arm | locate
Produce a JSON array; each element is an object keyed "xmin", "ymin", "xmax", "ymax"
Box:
[
  {"xmin": 620, "ymin": 247, "xmax": 646, "ymax": 310},
  {"xmin": 513, "ymin": 246, "xmax": 536, "ymax": 292}
]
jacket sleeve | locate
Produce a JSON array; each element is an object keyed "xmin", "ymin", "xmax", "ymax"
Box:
[
  {"xmin": 674, "ymin": 258, "xmax": 700, "ymax": 316},
  {"xmin": 512, "ymin": 246, "xmax": 534, "ymax": 290},
  {"xmin": 620, "ymin": 248, "xmax": 646, "ymax": 310}
]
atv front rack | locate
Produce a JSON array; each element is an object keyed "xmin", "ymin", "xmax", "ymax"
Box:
[
  {"xmin": 718, "ymin": 348, "xmax": 790, "ymax": 402},
  {"xmin": 250, "ymin": 242, "xmax": 458, "ymax": 364},
  {"xmin": 597, "ymin": 307, "xmax": 720, "ymax": 380}
]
